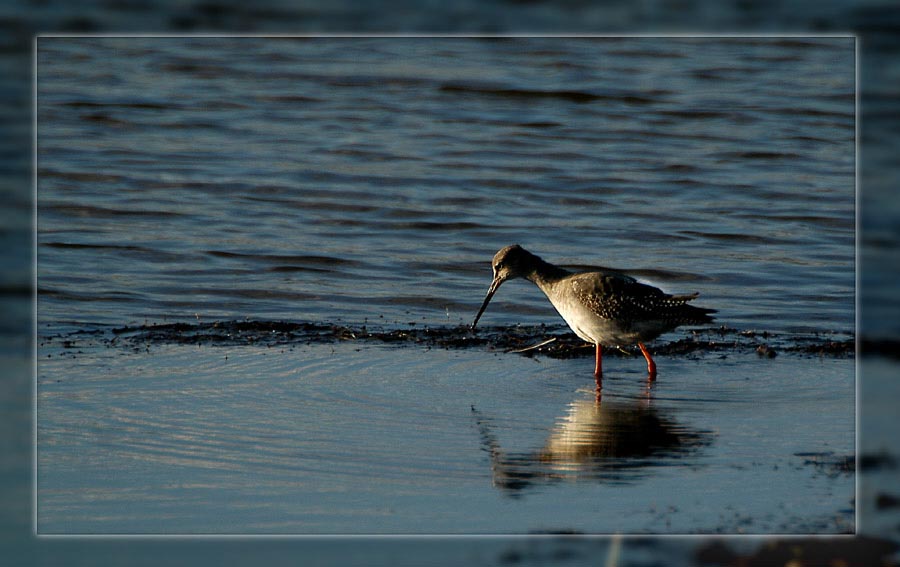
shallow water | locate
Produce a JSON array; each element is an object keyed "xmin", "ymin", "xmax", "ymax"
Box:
[
  {"xmin": 35, "ymin": 37, "xmax": 856, "ymax": 535},
  {"xmin": 38, "ymin": 340, "xmax": 854, "ymax": 534}
]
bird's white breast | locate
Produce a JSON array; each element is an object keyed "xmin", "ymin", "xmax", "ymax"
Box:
[{"xmin": 541, "ymin": 279, "xmax": 637, "ymax": 346}]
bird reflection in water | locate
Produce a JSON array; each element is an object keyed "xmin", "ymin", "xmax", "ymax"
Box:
[{"xmin": 473, "ymin": 384, "xmax": 710, "ymax": 495}]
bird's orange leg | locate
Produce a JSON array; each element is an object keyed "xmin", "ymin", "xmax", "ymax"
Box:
[
  {"xmin": 638, "ymin": 342, "xmax": 657, "ymax": 380},
  {"xmin": 593, "ymin": 343, "xmax": 603, "ymax": 376},
  {"xmin": 593, "ymin": 343, "xmax": 603, "ymax": 390}
]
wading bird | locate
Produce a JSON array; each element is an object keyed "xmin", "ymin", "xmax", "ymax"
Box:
[{"xmin": 472, "ymin": 245, "xmax": 715, "ymax": 380}]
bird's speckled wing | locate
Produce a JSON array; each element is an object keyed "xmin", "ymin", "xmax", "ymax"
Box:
[{"xmin": 567, "ymin": 271, "xmax": 708, "ymax": 323}]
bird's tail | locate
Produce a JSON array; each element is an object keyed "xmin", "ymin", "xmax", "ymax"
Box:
[{"xmin": 671, "ymin": 293, "xmax": 716, "ymax": 324}]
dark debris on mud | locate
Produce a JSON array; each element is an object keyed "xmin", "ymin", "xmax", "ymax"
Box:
[
  {"xmin": 43, "ymin": 319, "xmax": 859, "ymax": 360},
  {"xmin": 794, "ymin": 451, "xmax": 855, "ymax": 478}
]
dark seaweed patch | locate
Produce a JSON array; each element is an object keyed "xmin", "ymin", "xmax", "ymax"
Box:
[{"xmin": 43, "ymin": 320, "xmax": 858, "ymax": 361}]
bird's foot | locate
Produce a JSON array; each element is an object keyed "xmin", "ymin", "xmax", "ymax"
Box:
[{"xmin": 638, "ymin": 342, "xmax": 657, "ymax": 381}]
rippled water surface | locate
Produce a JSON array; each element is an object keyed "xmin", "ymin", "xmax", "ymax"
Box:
[
  {"xmin": 36, "ymin": 37, "xmax": 855, "ymax": 534},
  {"xmin": 37, "ymin": 37, "xmax": 855, "ymax": 333}
]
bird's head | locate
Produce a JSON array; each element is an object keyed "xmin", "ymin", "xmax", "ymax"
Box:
[{"xmin": 472, "ymin": 244, "xmax": 535, "ymax": 330}]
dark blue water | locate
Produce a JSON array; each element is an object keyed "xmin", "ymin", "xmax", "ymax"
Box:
[{"xmin": 37, "ymin": 37, "xmax": 855, "ymax": 338}]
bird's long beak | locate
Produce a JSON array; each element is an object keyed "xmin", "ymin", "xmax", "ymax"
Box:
[{"xmin": 472, "ymin": 275, "xmax": 502, "ymax": 330}]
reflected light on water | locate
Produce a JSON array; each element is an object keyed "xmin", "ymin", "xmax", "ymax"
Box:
[{"xmin": 473, "ymin": 384, "xmax": 711, "ymax": 495}]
